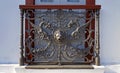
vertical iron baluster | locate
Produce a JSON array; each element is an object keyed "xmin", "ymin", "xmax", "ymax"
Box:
[
  {"xmin": 95, "ymin": 10, "xmax": 100, "ymax": 66},
  {"xmin": 20, "ymin": 9, "xmax": 25, "ymax": 66}
]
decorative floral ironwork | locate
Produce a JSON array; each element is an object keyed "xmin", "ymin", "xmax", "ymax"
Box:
[{"xmin": 24, "ymin": 9, "xmax": 98, "ymax": 65}]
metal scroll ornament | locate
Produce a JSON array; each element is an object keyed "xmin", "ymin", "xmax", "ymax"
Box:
[{"xmin": 25, "ymin": 9, "xmax": 95, "ymax": 64}]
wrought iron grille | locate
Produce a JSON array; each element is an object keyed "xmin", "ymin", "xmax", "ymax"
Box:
[{"xmin": 20, "ymin": 8, "xmax": 100, "ymax": 65}]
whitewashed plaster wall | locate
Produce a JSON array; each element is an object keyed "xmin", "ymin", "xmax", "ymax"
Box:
[
  {"xmin": 96, "ymin": 0, "xmax": 120, "ymax": 65},
  {"xmin": 0, "ymin": 0, "xmax": 120, "ymax": 65},
  {"xmin": 0, "ymin": 0, "xmax": 24, "ymax": 64}
]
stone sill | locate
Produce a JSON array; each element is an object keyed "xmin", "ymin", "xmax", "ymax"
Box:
[{"xmin": 25, "ymin": 65, "xmax": 94, "ymax": 69}]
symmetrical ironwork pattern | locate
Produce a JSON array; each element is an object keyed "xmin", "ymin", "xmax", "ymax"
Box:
[{"xmin": 23, "ymin": 9, "xmax": 99, "ymax": 65}]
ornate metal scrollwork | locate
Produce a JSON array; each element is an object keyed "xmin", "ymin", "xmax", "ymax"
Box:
[{"xmin": 24, "ymin": 9, "xmax": 96, "ymax": 64}]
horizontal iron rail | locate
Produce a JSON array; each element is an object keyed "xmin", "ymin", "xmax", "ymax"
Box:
[{"xmin": 19, "ymin": 5, "xmax": 101, "ymax": 9}]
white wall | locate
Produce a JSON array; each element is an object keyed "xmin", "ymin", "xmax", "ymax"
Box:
[
  {"xmin": 0, "ymin": 0, "xmax": 120, "ymax": 65},
  {"xmin": 96, "ymin": 0, "xmax": 120, "ymax": 65},
  {"xmin": 0, "ymin": 0, "xmax": 24, "ymax": 64}
]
